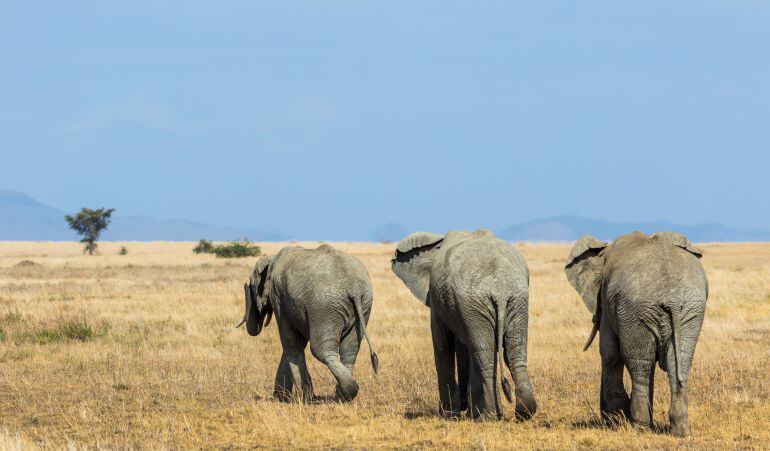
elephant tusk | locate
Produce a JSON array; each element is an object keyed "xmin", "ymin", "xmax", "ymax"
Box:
[
  {"xmin": 263, "ymin": 310, "xmax": 273, "ymax": 328},
  {"xmin": 582, "ymin": 322, "xmax": 599, "ymax": 351},
  {"xmin": 234, "ymin": 316, "xmax": 246, "ymax": 328}
]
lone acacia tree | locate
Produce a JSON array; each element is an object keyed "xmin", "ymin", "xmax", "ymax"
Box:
[{"xmin": 65, "ymin": 208, "xmax": 115, "ymax": 255}]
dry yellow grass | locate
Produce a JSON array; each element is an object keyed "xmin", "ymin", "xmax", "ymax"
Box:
[{"xmin": 0, "ymin": 240, "xmax": 768, "ymax": 449}]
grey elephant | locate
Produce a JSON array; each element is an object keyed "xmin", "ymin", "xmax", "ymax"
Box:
[
  {"xmin": 236, "ymin": 244, "xmax": 378, "ymax": 402},
  {"xmin": 564, "ymin": 231, "xmax": 708, "ymax": 436},
  {"xmin": 391, "ymin": 230, "xmax": 537, "ymax": 421}
]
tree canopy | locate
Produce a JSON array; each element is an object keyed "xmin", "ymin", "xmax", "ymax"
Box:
[{"xmin": 65, "ymin": 208, "xmax": 115, "ymax": 255}]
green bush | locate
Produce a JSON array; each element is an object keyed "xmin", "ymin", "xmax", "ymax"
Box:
[
  {"xmin": 193, "ymin": 239, "xmax": 215, "ymax": 254},
  {"xmin": 119, "ymin": 246, "xmax": 128, "ymax": 255},
  {"xmin": 212, "ymin": 241, "xmax": 261, "ymax": 258},
  {"xmin": 193, "ymin": 239, "xmax": 261, "ymax": 258}
]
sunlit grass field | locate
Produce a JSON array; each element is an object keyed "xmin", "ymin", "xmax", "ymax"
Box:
[{"xmin": 0, "ymin": 240, "xmax": 768, "ymax": 449}]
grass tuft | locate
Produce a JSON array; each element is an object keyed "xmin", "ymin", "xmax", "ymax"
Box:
[{"xmin": 13, "ymin": 319, "xmax": 110, "ymax": 345}]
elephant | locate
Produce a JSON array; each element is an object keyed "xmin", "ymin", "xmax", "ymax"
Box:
[
  {"xmin": 564, "ymin": 231, "xmax": 708, "ymax": 436},
  {"xmin": 391, "ymin": 229, "xmax": 537, "ymax": 421},
  {"xmin": 235, "ymin": 244, "xmax": 378, "ymax": 402}
]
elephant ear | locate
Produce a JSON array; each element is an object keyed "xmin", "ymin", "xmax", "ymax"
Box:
[
  {"xmin": 652, "ymin": 232, "xmax": 703, "ymax": 258},
  {"xmin": 391, "ymin": 232, "xmax": 444, "ymax": 306},
  {"xmin": 245, "ymin": 255, "xmax": 273, "ymax": 335},
  {"xmin": 564, "ymin": 236, "xmax": 608, "ymax": 315}
]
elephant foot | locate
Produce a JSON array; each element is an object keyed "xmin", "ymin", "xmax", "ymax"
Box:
[
  {"xmin": 440, "ymin": 398, "xmax": 467, "ymax": 419},
  {"xmin": 301, "ymin": 389, "xmax": 315, "ymax": 404},
  {"xmin": 469, "ymin": 409, "xmax": 501, "ymax": 422},
  {"xmin": 514, "ymin": 388, "xmax": 537, "ymax": 421},
  {"xmin": 669, "ymin": 418, "xmax": 691, "ymax": 437},
  {"xmin": 439, "ymin": 405, "xmax": 463, "ymax": 419},
  {"xmin": 449, "ymin": 393, "xmax": 468, "ymax": 413},
  {"xmin": 630, "ymin": 421, "xmax": 652, "ymax": 435},
  {"xmin": 273, "ymin": 386, "xmax": 293, "ymax": 403},
  {"xmin": 601, "ymin": 395, "xmax": 631, "ymax": 426},
  {"xmin": 334, "ymin": 379, "xmax": 360, "ymax": 402}
]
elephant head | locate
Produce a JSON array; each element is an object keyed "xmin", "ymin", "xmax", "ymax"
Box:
[
  {"xmin": 390, "ymin": 232, "xmax": 444, "ymax": 306},
  {"xmin": 236, "ymin": 255, "xmax": 274, "ymax": 336},
  {"xmin": 564, "ymin": 232, "xmax": 704, "ymax": 350}
]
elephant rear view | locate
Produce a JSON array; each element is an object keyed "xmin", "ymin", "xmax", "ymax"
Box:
[
  {"xmin": 236, "ymin": 244, "xmax": 378, "ymax": 402},
  {"xmin": 565, "ymin": 231, "xmax": 708, "ymax": 436},
  {"xmin": 391, "ymin": 230, "xmax": 537, "ymax": 421}
]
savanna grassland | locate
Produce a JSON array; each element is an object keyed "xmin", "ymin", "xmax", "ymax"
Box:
[{"xmin": 0, "ymin": 241, "xmax": 768, "ymax": 449}]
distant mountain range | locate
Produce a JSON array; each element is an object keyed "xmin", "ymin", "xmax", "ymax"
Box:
[
  {"xmin": 370, "ymin": 222, "xmax": 407, "ymax": 243},
  {"xmin": 2, "ymin": 189, "xmax": 768, "ymax": 242},
  {"xmin": 377, "ymin": 218, "xmax": 770, "ymax": 243},
  {"xmin": 0, "ymin": 189, "xmax": 286, "ymax": 241},
  {"xmin": 497, "ymin": 216, "xmax": 770, "ymax": 242}
]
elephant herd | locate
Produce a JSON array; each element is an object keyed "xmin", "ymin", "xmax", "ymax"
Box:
[{"xmin": 236, "ymin": 230, "xmax": 708, "ymax": 437}]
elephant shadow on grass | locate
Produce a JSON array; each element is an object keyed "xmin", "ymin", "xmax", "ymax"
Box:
[
  {"xmin": 253, "ymin": 392, "xmax": 351, "ymax": 405},
  {"xmin": 403, "ymin": 407, "xmax": 441, "ymax": 420},
  {"xmin": 402, "ymin": 405, "xmax": 546, "ymax": 423},
  {"xmin": 254, "ymin": 395, "xmax": 348, "ymax": 406},
  {"xmin": 571, "ymin": 415, "xmax": 671, "ymax": 435}
]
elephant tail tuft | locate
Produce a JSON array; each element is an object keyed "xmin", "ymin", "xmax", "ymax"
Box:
[{"xmin": 350, "ymin": 294, "xmax": 379, "ymax": 374}]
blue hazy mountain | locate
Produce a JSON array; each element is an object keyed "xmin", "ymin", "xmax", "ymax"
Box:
[
  {"xmin": 0, "ymin": 189, "xmax": 286, "ymax": 241},
  {"xmin": 3, "ymin": 189, "xmax": 769, "ymax": 242},
  {"xmin": 370, "ymin": 222, "xmax": 408, "ymax": 243},
  {"xmin": 498, "ymin": 216, "xmax": 770, "ymax": 242}
]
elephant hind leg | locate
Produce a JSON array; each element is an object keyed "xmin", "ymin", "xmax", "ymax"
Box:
[
  {"xmin": 618, "ymin": 315, "xmax": 656, "ymax": 428},
  {"xmin": 273, "ymin": 352, "xmax": 293, "ymax": 402},
  {"xmin": 430, "ymin": 311, "xmax": 462, "ymax": 417},
  {"xmin": 310, "ymin": 330, "xmax": 359, "ymax": 402},
  {"xmin": 626, "ymin": 358, "xmax": 655, "ymax": 428},
  {"xmin": 468, "ymin": 347, "xmax": 500, "ymax": 421},
  {"xmin": 454, "ymin": 339, "xmax": 469, "ymax": 413},
  {"xmin": 275, "ymin": 321, "xmax": 313, "ymax": 403},
  {"xmin": 503, "ymin": 306, "xmax": 536, "ymax": 421},
  {"xmin": 339, "ymin": 325, "xmax": 361, "ymax": 373},
  {"xmin": 274, "ymin": 349, "xmax": 314, "ymax": 402},
  {"xmin": 666, "ymin": 341, "xmax": 692, "ymax": 436},
  {"xmin": 599, "ymin": 327, "xmax": 629, "ymax": 422}
]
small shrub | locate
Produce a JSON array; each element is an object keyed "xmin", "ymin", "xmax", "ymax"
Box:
[
  {"xmin": 193, "ymin": 239, "xmax": 214, "ymax": 254},
  {"xmin": 58, "ymin": 320, "xmax": 102, "ymax": 341},
  {"xmin": 211, "ymin": 241, "xmax": 261, "ymax": 258},
  {"xmin": 33, "ymin": 329, "xmax": 61, "ymax": 344},
  {"xmin": 193, "ymin": 239, "xmax": 260, "ymax": 258},
  {"xmin": 119, "ymin": 246, "xmax": 128, "ymax": 255}
]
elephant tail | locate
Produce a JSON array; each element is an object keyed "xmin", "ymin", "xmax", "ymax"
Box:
[
  {"xmin": 351, "ymin": 294, "xmax": 379, "ymax": 374},
  {"xmin": 495, "ymin": 296, "xmax": 513, "ymax": 404},
  {"xmin": 663, "ymin": 303, "xmax": 684, "ymax": 385}
]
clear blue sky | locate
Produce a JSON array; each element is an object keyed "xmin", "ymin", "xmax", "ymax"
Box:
[{"xmin": 2, "ymin": 1, "xmax": 768, "ymax": 240}]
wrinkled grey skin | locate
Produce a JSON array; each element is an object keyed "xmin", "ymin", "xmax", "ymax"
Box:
[
  {"xmin": 565, "ymin": 231, "xmax": 708, "ymax": 436},
  {"xmin": 391, "ymin": 230, "xmax": 537, "ymax": 421},
  {"xmin": 236, "ymin": 244, "xmax": 378, "ymax": 402}
]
